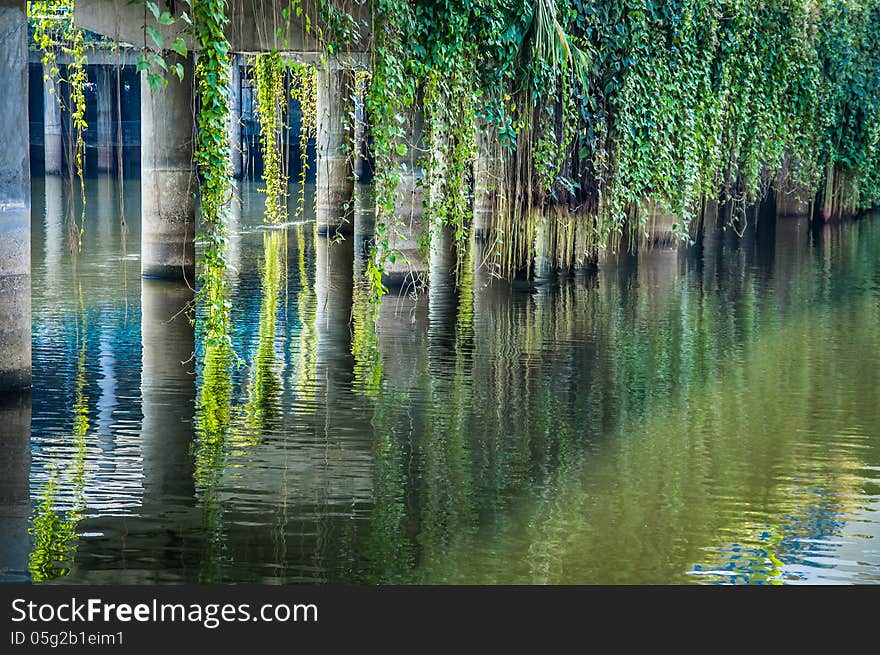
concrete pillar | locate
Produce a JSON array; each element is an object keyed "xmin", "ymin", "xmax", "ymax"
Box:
[
  {"xmin": 776, "ymin": 186, "xmax": 811, "ymax": 218},
  {"xmin": 473, "ymin": 126, "xmax": 498, "ymax": 239},
  {"xmin": 96, "ymin": 65, "xmax": 115, "ymax": 173},
  {"xmin": 0, "ymin": 1, "xmax": 31, "ymax": 392},
  {"xmin": 316, "ymin": 64, "xmax": 354, "ymax": 236},
  {"xmin": 43, "ymin": 69, "xmax": 63, "ymax": 175},
  {"xmin": 0, "ymin": 393, "xmax": 30, "ymax": 581},
  {"xmin": 140, "ymin": 279, "xmax": 195, "ymax": 503},
  {"xmin": 141, "ymin": 52, "xmax": 195, "ymax": 280},
  {"xmin": 379, "ymin": 108, "xmax": 428, "ymax": 289},
  {"xmin": 228, "ymin": 55, "xmax": 242, "ymax": 179},
  {"xmin": 352, "ymin": 87, "xmax": 368, "ymax": 181}
]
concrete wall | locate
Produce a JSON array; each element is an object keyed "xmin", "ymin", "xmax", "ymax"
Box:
[{"xmin": 0, "ymin": 0, "xmax": 32, "ymax": 392}]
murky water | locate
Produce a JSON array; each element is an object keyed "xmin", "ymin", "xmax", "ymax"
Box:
[{"xmin": 1, "ymin": 174, "xmax": 879, "ymax": 584}]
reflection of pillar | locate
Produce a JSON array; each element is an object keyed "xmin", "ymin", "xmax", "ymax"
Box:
[
  {"xmin": 96, "ymin": 326, "xmax": 117, "ymax": 458},
  {"xmin": 315, "ymin": 235, "xmax": 355, "ymax": 385},
  {"xmin": 43, "ymin": 70, "xmax": 63, "ymax": 174},
  {"xmin": 0, "ymin": 1, "xmax": 31, "ymax": 392},
  {"xmin": 96, "ymin": 66, "xmax": 115, "ymax": 173},
  {"xmin": 380, "ymin": 108, "xmax": 428, "ymax": 289},
  {"xmin": 140, "ymin": 280, "xmax": 195, "ymax": 503},
  {"xmin": 377, "ymin": 293, "xmax": 428, "ymax": 391},
  {"xmin": 316, "ymin": 64, "xmax": 354, "ymax": 235},
  {"xmin": 228, "ymin": 55, "xmax": 242, "ymax": 179},
  {"xmin": 428, "ymin": 225, "xmax": 458, "ymax": 350},
  {"xmin": 353, "ymin": 187, "xmax": 375, "ymax": 256},
  {"xmin": 0, "ymin": 393, "xmax": 31, "ymax": 582},
  {"xmin": 141, "ymin": 53, "xmax": 195, "ymax": 280},
  {"xmin": 43, "ymin": 174, "xmax": 64, "ymax": 290}
]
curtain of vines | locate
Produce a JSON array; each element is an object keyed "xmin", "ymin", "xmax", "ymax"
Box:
[{"xmin": 364, "ymin": 0, "xmax": 880, "ymax": 283}]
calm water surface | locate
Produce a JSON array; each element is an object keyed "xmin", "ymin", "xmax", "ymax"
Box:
[{"xmin": 1, "ymin": 174, "xmax": 879, "ymax": 584}]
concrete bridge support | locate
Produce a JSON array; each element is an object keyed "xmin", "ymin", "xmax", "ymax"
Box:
[
  {"xmin": 140, "ymin": 52, "xmax": 196, "ymax": 280},
  {"xmin": 0, "ymin": 0, "xmax": 32, "ymax": 393},
  {"xmin": 228, "ymin": 55, "xmax": 242, "ymax": 179},
  {"xmin": 43, "ymin": 69, "xmax": 63, "ymax": 174},
  {"xmin": 316, "ymin": 64, "xmax": 355, "ymax": 236},
  {"xmin": 473, "ymin": 127, "xmax": 498, "ymax": 240},
  {"xmin": 96, "ymin": 65, "xmax": 115, "ymax": 173},
  {"xmin": 379, "ymin": 108, "xmax": 428, "ymax": 289}
]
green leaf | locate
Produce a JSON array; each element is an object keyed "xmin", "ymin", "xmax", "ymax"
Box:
[
  {"xmin": 146, "ymin": 25, "xmax": 164, "ymax": 50},
  {"xmin": 147, "ymin": 71, "xmax": 166, "ymax": 92},
  {"xmin": 145, "ymin": 1, "xmax": 160, "ymax": 21},
  {"xmin": 148, "ymin": 52, "xmax": 168, "ymax": 71},
  {"xmin": 158, "ymin": 11, "xmax": 175, "ymax": 26},
  {"xmin": 171, "ymin": 37, "xmax": 188, "ymax": 57},
  {"xmin": 173, "ymin": 62, "xmax": 184, "ymax": 81},
  {"xmin": 395, "ymin": 143, "xmax": 408, "ymax": 157}
]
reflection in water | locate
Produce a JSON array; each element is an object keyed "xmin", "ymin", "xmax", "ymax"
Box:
[
  {"xmin": 241, "ymin": 230, "xmax": 287, "ymax": 438},
  {"xmin": 12, "ymin": 175, "xmax": 880, "ymax": 584},
  {"xmin": 29, "ymin": 287, "xmax": 88, "ymax": 581},
  {"xmin": 0, "ymin": 394, "xmax": 31, "ymax": 583}
]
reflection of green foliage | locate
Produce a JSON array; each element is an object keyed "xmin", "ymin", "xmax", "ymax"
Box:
[
  {"xmin": 194, "ymin": 342, "xmax": 233, "ymax": 583},
  {"xmin": 241, "ymin": 230, "xmax": 287, "ymax": 439},
  {"xmin": 351, "ymin": 278, "xmax": 383, "ymax": 396},
  {"xmin": 362, "ymin": 415, "xmax": 414, "ymax": 584},
  {"xmin": 29, "ymin": 288, "xmax": 88, "ymax": 582},
  {"xmin": 28, "ymin": 479, "xmax": 79, "ymax": 582},
  {"xmin": 291, "ymin": 226, "xmax": 319, "ymax": 404}
]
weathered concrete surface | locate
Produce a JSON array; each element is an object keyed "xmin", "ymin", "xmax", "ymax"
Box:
[
  {"xmin": 316, "ymin": 65, "xmax": 354, "ymax": 235},
  {"xmin": 473, "ymin": 126, "xmax": 499, "ymax": 239},
  {"xmin": 228, "ymin": 55, "xmax": 242, "ymax": 179},
  {"xmin": 382, "ymin": 173, "xmax": 429, "ymax": 289},
  {"xmin": 141, "ymin": 52, "xmax": 195, "ymax": 280},
  {"xmin": 776, "ymin": 186, "xmax": 812, "ymax": 218},
  {"xmin": 95, "ymin": 65, "xmax": 115, "ymax": 172},
  {"xmin": 0, "ymin": 392, "xmax": 30, "ymax": 581},
  {"xmin": 0, "ymin": 1, "xmax": 32, "ymax": 392},
  {"xmin": 74, "ymin": 0, "xmax": 371, "ymax": 58},
  {"xmin": 380, "ymin": 109, "xmax": 429, "ymax": 289},
  {"xmin": 43, "ymin": 70, "xmax": 63, "ymax": 174}
]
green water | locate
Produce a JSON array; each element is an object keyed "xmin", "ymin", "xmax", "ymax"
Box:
[{"xmin": 2, "ymin": 175, "xmax": 878, "ymax": 584}]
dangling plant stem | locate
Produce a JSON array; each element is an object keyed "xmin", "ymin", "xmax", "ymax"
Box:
[
  {"xmin": 189, "ymin": 0, "xmax": 232, "ymax": 348},
  {"xmin": 253, "ymin": 51, "xmax": 289, "ymax": 223}
]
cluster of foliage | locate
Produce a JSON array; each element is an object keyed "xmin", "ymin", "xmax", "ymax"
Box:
[
  {"xmin": 188, "ymin": 0, "xmax": 233, "ymax": 348},
  {"xmin": 253, "ymin": 52, "xmax": 290, "ymax": 223},
  {"xmin": 29, "ymin": 0, "xmax": 880, "ymax": 288},
  {"xmin": 28, "ymin": 0, "xmax": 88, "ymax": 246},
  {"xmin": 363, "ymin": 0, "xmax": 880, "ymax": 280}
]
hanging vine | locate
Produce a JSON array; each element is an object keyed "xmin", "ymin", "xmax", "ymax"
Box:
[
  {"xmin": 253, "ymin": 51, "xmax": 290, "ymax": 223},
  {"xmin": 28, "ymin": 0, "xmax": 88, "ymax": 249},
  {"xmin": 290, "ymin": 61, "xmax": 317, "ymax": 217}
]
